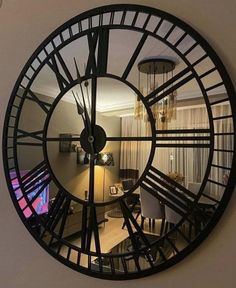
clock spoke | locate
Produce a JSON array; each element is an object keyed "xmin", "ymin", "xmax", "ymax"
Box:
[
  {"xmin": 45, "ymin": 136, "xmax": 81, "ymax": 142},
  {"xmin": 88, "ymin": 156, "xmax": 95, "ymax": 203},
  {"xmin": 16, "ymin": 131, "xmax": 79, "ymax": 146},
  {"xmin": 106, "ymin": 136, "xmax": 152, "ymax": 141}
]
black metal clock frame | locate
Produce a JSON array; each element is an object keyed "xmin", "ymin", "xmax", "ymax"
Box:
[{"xmin": 2, "ymin": 4, "xmax": 236, "ymax": 280}]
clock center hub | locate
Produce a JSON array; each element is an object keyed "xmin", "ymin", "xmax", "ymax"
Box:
[
  {"xmin": 88, "ymin": 136, "xmax": 94, "ymax": 143},
  {"xmin": 80, "ymin": 125, "xmax": 106, "ymax": 154}
]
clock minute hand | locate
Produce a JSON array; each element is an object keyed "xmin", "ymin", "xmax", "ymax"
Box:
[
  {"xmin": 74, "ymin": 58, "xmax": 92, "ymax": 133},
  {"xmin": 74, "ymin": 57, "xmax": 94, "ymax": 157}
]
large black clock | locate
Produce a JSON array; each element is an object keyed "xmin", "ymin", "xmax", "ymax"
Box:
[{"xmin": 3, "ymin": 4, "xmax": 236, "ymax": 280}]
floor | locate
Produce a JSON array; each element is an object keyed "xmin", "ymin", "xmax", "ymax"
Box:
[{"xmin": 56, "ymin": 212, "xmax": 174, "ymax": 269}]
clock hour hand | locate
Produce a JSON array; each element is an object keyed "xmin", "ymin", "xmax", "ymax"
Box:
[{"xmin": 72, "ymin": 91, "xmax": 85, "ymax": 124}]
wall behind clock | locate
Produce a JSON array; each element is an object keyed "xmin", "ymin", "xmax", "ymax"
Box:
[{"xmin": 0, "ymin": 0, "xmax": 235, "ymax": 287}]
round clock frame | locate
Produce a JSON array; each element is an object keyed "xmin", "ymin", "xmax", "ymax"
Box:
[{"xmin": 2, "ymin": 4, "xmax": 236, "ymax": 280}]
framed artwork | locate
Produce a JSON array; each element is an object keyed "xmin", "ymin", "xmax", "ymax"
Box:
[
  {"xmin": 59, "ymin": 133, "xmax": 80, "ymax": 152},
  {"xmin": 109, "ymin": 186, "xmax": 117, "ymax": 195},
  {"xmin": 114, "ymin": 183, "xmax": 124, "ymax": 194}
]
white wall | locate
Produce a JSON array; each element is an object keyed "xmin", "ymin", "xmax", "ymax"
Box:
[{"xmin": 0, "ymin": 1, "xmax": 236, "ymax": 287}]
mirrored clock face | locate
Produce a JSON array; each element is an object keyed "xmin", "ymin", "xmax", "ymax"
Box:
[
  {"xmin": 45, "ymin": 77, "xmax": 152, "ymax": 203},
  {"xmin": 3, "ymin": 4, "xmax": 235, "ymax": 280}
]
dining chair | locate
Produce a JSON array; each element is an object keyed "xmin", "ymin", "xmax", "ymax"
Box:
[
  {"xmin": 139, "ymin": 187, "xmax": 165, "ymax": 236},
  {"xmin": 188, "ymin": 182, "xmax": 201, "ymax": 195}
]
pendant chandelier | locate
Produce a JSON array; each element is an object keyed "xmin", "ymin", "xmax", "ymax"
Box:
[{"xmin": 135, "ymin": 57, "xmax": 177, "ymax": 129}]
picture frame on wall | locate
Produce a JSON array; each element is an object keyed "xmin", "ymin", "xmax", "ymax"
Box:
[
  {"xmin": 114, "ymin": 183, "xmax": 124, "ymax": 194},
  {"xmin": 109, "ymin": 186, "xmax": 117, "ymax": 195},
  {"xmin": 59, "ymin": 133, "xmax": 80, "ymax": 152}
]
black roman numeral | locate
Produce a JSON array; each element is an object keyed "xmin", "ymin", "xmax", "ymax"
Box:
[
  {"xmin": 47, "ymin": 50, "xmax": 74, "ymax": 91},
  {"xmin": 85, "ymin": 28, "xmax": 110, "ymax": 76},
  {"xmin": 80, "ymin": 204, "xmax": 101, "ymax": 254},
  {"xmin": 25, "ymin": 89, "xmax": 52, "ymax": 114},
  {"xmin": 141, "ymin": 166, "xmax": 197, "ymax": 217},
  {"xmin": 156, "ymin": 129, "xmax": 211, "ymax": 148},
  {"xmin": 20, "ymin": 176, "xmax": 51, "ymax": 215},
  {"xmin": 43, "ymin": 190, "xmax": 71, "ymax": 239},
  {"xmin": 122, "ymin": 32, "xmax": 149, "ymax": 80},
  {"xmin": 20, "ymin": 161, "xmax": 51, "ymax": 196},
  {"xmin": 119, "ymin": 199, "xmax": 156, "ymax": 268},
  {"xmin": 17, "ymin": 129, "xmax": 44, "ymax": 147},
  {"xmin": 146, "ymin": 67, "xmax": 194, "ymax": 106}
]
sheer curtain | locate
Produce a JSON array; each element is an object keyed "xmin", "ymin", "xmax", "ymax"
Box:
[
  {"xmin": 119, "ymin": 116, "xmax": 150, "ymax": 182},
  {"xmin": 120, "ymin": 104, "xmax": 233, "ymax": 198},
  {"xmin": 163, "ymin": 106, "xmax": 210, "ymax": 186}
]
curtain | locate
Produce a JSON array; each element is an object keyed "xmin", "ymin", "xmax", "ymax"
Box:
[
  {"xmin": 119, "ymin": 116, "xmax": 150, "ymax": 182},
  {"xmin": 120, "ymin": 104, "xmax": 233, "ymax": 199}
]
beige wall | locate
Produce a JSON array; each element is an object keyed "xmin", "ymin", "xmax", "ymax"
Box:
[{"xmin": 0, "ymin": 1, "xmax": 236, "ymax": 287}]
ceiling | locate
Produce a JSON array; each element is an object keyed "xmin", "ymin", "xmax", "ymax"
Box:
[{"xmin": 28, "ymin": 13, "xmax": 226, "ymax": 115}]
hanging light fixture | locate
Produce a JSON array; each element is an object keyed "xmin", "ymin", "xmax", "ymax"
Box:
[{"xmin": 135, "ymin": 57, "xmax": 177, "ymax": 129}]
